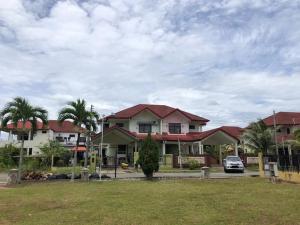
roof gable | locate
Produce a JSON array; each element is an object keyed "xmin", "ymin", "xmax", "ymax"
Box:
[{"xmin": 106, "ymin": 104, "xmax": 209, "ymax": 123}]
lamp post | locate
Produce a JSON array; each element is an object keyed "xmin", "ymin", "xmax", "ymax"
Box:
[{"xmin": 99, "ymin": 114, "xmax": 105, "ymax": 181}]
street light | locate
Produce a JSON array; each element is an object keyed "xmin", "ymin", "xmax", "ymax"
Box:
[{"xmin": 99, "ymin": 114, "xmax": 105, "ymax": 181}]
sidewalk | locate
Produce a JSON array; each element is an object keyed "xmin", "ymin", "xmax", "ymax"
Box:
[
  {"xmin": 102, "ymin": 171, "xmax": 259, "ymax": 179},
  {"xmin": 0, "ymin": 173, "xmax": 8, "ymax": 185}
]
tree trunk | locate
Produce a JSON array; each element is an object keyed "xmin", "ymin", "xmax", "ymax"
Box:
[
  {"xmin": 51, "ymin": 154, "xmax": 54, "ymax": 169},
  {"xmin": 17, "ymin": 133, "xmax": 25, "ymax": 183},
  {"xmin": 71, "ymin": 132, "xmax": 80, "ymax": 181},
  {"xmin": 84, "ymin": 131, "xmax": 90, "ymax": 168}
]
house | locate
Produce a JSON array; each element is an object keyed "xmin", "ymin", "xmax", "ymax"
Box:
[
  {"xmin": 0, "ymin": 120, "xmax": 87, "ymax": 156},
  {"xmin": 262, "ymin": 112, "xmax": 300, "ymax": 154},
  {"xmin": 92, "ymin": 104, "xmax": 243, "ymax": 167}
]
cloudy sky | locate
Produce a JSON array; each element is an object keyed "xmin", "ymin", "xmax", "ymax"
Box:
[{"xmin": 0, "ymin": 0, "xmax": 300, "ymax": 129}]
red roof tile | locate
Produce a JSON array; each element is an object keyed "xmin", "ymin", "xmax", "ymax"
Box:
[
  {"xmin": 1, "ymin": 120, "xmax": 86, "ymax": 133},
  {"xmin": 105, "ymin": 104, "xmax": 209, "ymax": 123},
  {"xmin": 47, "ymin": 120, "xmax": 86, "ymax": 133},
  {"xmin": 93, "ymin": 126, "xmax": 242, "ymax": 142},
  {"xmin": 263, "ymin": 112, "xmax": 300, "ymax": 126},
  {"xmin": 71, "ymin": 146, "xmax": 86, "ymax": 152},
  {"xmin": 2, "ymin": 121, "xmax": 45, "ymax": 130}
]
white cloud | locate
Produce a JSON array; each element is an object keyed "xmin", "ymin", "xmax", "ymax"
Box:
[{"xmin": 0, "ymin": 0, "xmax": 300, "ymax": 129}]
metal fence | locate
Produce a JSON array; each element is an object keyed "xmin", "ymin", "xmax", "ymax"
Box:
[{"xmin": 263, "ymin": 154, "xmax": 300, "ymax": 173}]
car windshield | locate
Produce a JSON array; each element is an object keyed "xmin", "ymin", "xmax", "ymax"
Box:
[{"xmin": 227, "ymin": 156, "xmax": 241, "ymax": 162}]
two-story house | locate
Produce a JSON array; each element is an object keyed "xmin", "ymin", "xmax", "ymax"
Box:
[
  {"xmin": 262, "ymin": 112, "xmax": 300, "ymax": 155},
  {"xmin": 92, "ymin": 104, "xmax": 243, "ymax": 167},
  {"xmin": 0, "ymin": 120, "xmax": 87, "ymax": 156}
]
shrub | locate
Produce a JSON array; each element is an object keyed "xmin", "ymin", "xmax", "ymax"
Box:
[
  {"xmin": 23, "ymin": 158, "xmax": 42, "ymax": 172},
  {"xmin": 139, "ymin": 134, "xmax": 159, "ymax": 179},
  {"xmin": 188, "ymin": 159, "xmax": 199, "ymax": 170},
  {"xmin": 0, "ymin": 144, "xmax": 19, "ymax": 168},
  {"xmin": 56, "ymin": 159, "xmax": 65, "ymax": 167}
]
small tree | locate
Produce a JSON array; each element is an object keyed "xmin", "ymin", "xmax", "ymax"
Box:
[
  {"xmin": 138, "ymin": 134, "xmax": 159, "ymax": 179},
  {"xmin": 40, "ymin": 140, "xmax": 68, "ymax": 168}
]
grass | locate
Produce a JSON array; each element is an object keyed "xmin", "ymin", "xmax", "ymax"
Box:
[{"xmin": 1, "ymin": 178, "xmax": 300, "ymax": 225}]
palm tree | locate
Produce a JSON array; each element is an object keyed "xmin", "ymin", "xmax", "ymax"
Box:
[
  {"xmin": 0, "ymin": 97, "xmax": 48, "ymax": 183},
  {"xmin": 242, "ymin": 119, "xmax": 274, "ymax": 154},
  {"xmin": 294, "ymin": 129, "xmax": 300, "ymax": 143},
  {"xmin": 40, "ymin": 140, "xmax": 67, "ymax": 168},
  {"xmin": 58, "ymin": 99, "xmax": 98, "ymax": 181}
]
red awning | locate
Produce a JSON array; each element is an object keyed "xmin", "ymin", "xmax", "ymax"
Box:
[{"xmin": 71, "ymin": 146, "xmax": 86, "ymax": 152}]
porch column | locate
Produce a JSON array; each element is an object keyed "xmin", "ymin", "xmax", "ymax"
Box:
[
  {"xmin": 28, "ymin": 130, "xmax": 32, "ymax": 141},
  {"xmin": 162, "ymin": 141, "xmax": 166, "ymax": 155},
  {"xmin": 191, "ymin": 143, "xmax": 194, "ymax": 155},
  {"xmin": 134, "ymin": 141, "xmax": 137, "ymax": 152},
  {"xmin": 198, "ymin": 141, "xmax": 203, "ymax": 154},
  {"xmin": 235, "ymin": 142, "xmax": 238, "ymax": 156}
]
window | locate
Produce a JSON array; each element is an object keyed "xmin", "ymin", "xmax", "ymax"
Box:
[
  {"xmin": 104, "ymin": 123, "xmax": 109, "ymax": 129},
  {"xmin": 42, "ymin": 130, "xmax": 47, "ymax": 134},
  {"xmin": 28, "ymin": 148, "xmax": 32, "ymax": 155},
  {"xmin": 116, "ymin": 123, "xmax": 124, "ymax": 128},
  {"xmin": 277, "ymin": 129, "xmax": 281, "ymax": 133},
  {"xmin": 189, "ymin": 125, "xmax": 195, "ymax": 130},
  {"xmin": 139, "ymin": 123, "xmax": 152, "ymax": 133},
  {"xmin": 287, "ymin": 128, "xmax": 290, "ymax": 134},
  {"xmin": 169, "ymin": 123, "xmax": 181, "ymax": 134},
  {"xmin": 56, "ymin": 136, "xmax": 64, "ymax": 142}
]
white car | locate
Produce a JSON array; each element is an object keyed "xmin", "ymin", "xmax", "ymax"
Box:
[{"xmin": 223, "ymin": 156, "xmax": 244, "ymax": 173}]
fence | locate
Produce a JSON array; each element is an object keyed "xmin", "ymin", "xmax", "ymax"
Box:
[{"xmin": 263, "ymin": 154, "xmax": 300, "ymax": 173}]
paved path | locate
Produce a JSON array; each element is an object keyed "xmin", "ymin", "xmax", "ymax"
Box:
[
  {"xmin": 103, "ymin": 171, "xmax": 259, "ymax": 179},
  {"xmin": 0, "ymin": 173, "xmax": 8, "ymax": 185}
]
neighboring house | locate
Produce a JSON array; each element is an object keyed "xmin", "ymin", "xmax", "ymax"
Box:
[
  {"xmin": 0, "ymin": 120, "xmax": 87, "ymax": 156},
  {"xmin": 92, "ymin": 104, "xmax": 243, "ymax": 167},
  {"xmin": 262, "ymin": 112, "xmax": 300, "ymax": 154}
]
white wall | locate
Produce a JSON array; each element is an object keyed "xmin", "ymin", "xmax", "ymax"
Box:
[
  {"xmin": 162, "ymin": 111, "xmax": 190, "ymax": 134},
  {"xmin": 129, "ymin": 110, "xmax": 160, "ymax": 134},
  {"xmin": 0, "ymin": 129, "xmax": 87, "ymax": 155}
]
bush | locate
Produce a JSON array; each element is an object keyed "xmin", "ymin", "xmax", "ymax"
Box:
[
  {"xmin": 0, "ymin": 145, "xmax": 19, "ymax": 168},
  {"xmin": 188, "ymin": 160, "xmax": 199, "ymax": 170},
  {"xmin": 24, "ymin": 158, "xmax": 42, "ymax": 171},
  {"xmin": 139, "ymin": 134, "xmax": 159, "ymax": 179},
  {"xmin": 56, "ymin": 159, "xmax": 65, "ymax": 167}
]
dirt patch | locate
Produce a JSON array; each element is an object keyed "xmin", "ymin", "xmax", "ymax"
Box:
[{"xmin": 0, "ymin": 185, "xmax": 10, "ymax": 190}]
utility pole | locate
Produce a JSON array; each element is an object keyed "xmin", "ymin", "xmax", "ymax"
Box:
[
  {"xmin": 178, "ymin": 138, "xmax": 182, "ymax": 169},
  {"xmin": 114, "ymin": 148, "xmax": 117, "ymax": 178},
  {"xmin": 273, "ymin": 110, "xmax": 278, "ymax": 156}
]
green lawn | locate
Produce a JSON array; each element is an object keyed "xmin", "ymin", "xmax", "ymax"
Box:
[{"xmin": 0, "ymin": 178, "xmax": 300, "ymax": 225}]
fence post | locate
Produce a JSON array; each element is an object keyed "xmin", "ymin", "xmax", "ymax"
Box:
[{"xmin": 258, "ymin": 152, "xmax": 264, "ymax": 177}]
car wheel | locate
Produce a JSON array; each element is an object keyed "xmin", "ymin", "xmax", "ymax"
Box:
[{"xmin": 224, "ymin": 168, "xmax": 228, "ymax": 173}]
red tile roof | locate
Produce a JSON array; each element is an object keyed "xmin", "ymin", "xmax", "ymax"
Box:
[
  {"xmin": 71, "ymin": 146, "xmax": 86, "ymax": 152},
  {"xmin": 1, "ymin": 120, "xmax": 86, "ymax": 133},
  {"xmin": 47, "ymin": 120, "xmax": 86, "ymax": 133},
  {"xmin": 263, "ymin": 112, "xmax": 300, "ymax": 126},
  {"xmin": 2, "ymin": 121, "xmax": 45, "ymax": 131},
  {"xmin": 276, "ymin": 134, "xmax": 294, "ymax": 143},
  {"xmin": 93, "ymin": 126, "xmax": 242, "ymax": 142},
  {"xmin": 105, "ymin": 104, "xmax": 209, "ymax": 123}
]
